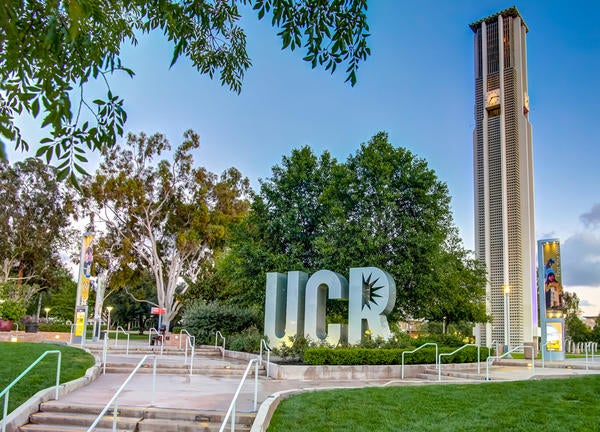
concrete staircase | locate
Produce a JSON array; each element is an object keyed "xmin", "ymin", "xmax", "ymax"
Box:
[
  {"xmin": 416, "ymin": 366, "xmax": 486, "ymax": 382},
  {"xmin": 19, "ymin": 402, "xmax": 255, "ymax": 432},
  {"xmin": 103, "ymin": 361, "xmax": 266, "ymax": 378}
]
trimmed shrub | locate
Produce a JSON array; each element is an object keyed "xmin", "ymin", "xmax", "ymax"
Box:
[
  {"xmin": 181, "ymin": 300, "xmax": 262, "ymax": 345},
  {"xmin": 229, "ymin": 326, "xmax": 263, "ymax": 352},
  {"xmin": 303, "ymin": 346, "xmax": 491, "ymax": 365}
]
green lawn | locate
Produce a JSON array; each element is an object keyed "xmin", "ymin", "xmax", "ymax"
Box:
[
  {"xmin": 0, "ymin": 342, "xmax": 95, "ymax": 418},
  {"xmin": 268, "ymin": 375, "xmax": 600, "ymax": 431}
]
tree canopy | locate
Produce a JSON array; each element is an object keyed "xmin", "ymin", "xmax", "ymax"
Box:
[
  {"xmin": 81, "ymin": 130, "xmax": 251, "ymax": 328},
  {"xmin": 215, "ymin": 132, "xmax": 488, "ymax": 325},
  {"xmin": 0, "ymin": 0, "xmax": 370, "ymax": 182},
  {"xmin": 0, "ymin": 158, "xmax": 75, "ymax": 309}
]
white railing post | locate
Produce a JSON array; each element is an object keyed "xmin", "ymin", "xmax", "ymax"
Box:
[
  {"xmin": 219, "ymin": 359, "xmax": 259, "ymax": 432},
  {"xmin": 215, "ymin": 331, "xmax": 225, "ymax": 359},
  {"xmin": 438, "ymin": 344, "xmax": 480, "ymax": 382},
  {"xmin": 86, "ymin": 355, "xmax": 157, "ymax": 432},
  {"xmin": 401, "ymin": 343, "xmax": 438, "ymax": 379},
  {"xmin": 259, "ymin": 339, "xmax": 271, "ymax": 378},
  {"xmin": 1, "ymin": 350, "xmax": 62, "ymax": 432}
]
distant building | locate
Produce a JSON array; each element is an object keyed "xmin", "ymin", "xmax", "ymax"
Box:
[{"xmin": 470, "ymin": 7, "xmax": 536, "ymax": 347}]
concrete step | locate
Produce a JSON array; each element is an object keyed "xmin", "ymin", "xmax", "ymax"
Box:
[
  {"xmin": 418, "ymin": 368, "xmax": 483, "ymax": 382},
  {"xmin": 89, "ymin": 346, "xmax": 223, "ymax": 357},
  {"xmin": 24, "ymin": 411, "xmax": 140, "ymax": 430},
  {"xmin": 103, "ymin": 362, "xmax": 266, "ymax": 377},
  {"xmin": 19, "ymin": 402, "xmax": 255, "ymax": 432}
]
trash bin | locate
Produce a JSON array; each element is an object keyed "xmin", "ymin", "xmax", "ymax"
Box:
[{"xmin": 100, "ymin": 331, "xmax": 107, "ymax": 340}]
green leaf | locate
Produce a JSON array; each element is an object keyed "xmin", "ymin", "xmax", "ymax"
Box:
[
  {"xmin": 31, "ymin": 99, "xmax": 40, "ymax": 117},
  {"xmin": 57, "ymin": 168, "xmax": 69, "ymax": 182}
]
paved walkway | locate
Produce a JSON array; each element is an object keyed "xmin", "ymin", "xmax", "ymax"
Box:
[{"xmin": 9, "ymin": 340, "xmax": 600, "ymax": 431}]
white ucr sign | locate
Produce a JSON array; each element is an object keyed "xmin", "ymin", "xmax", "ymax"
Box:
[{"xmin": 264, "ymin": 267, "xmax": 396, "ymax": 347}]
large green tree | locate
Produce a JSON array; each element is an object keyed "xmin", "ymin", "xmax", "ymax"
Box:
[
  {"xmin": 216, "ymin": 133, "xmax": 488, "ymax": 325},
  {"xmin": 0, "ymin": 158, "xmax": 75, "ymax": 311},
  {"xmin": 82, "ymin": 130, "xmax": 250, "ymax": 328},
  {"xmin": 0, "ymin": 0, "xmax": 370, "ymax": 181}
]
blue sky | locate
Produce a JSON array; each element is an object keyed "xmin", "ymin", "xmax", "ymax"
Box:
[{"xmin": 10, "ymin": 1, "xmax": 600, "ymax": 315}]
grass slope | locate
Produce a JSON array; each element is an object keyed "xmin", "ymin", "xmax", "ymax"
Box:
[
  {"xmin": 0, "ymin": 342, "xmax": 95, "ymax": 418},
  {"xmin": 268, "ymin": 375, "xmax": 600, "ymax": 431}
]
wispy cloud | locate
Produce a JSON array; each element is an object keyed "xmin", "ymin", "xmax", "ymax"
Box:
[
  {"xmin": 580, "ymin": 203, "xmax": 600, "ymax": 228},
  {"xmin": 562, "ymin": 232, "xmax": 600, "ymax": 287}
]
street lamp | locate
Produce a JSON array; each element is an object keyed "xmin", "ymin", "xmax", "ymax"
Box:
[
  {"xmin": 503, "ymin": 285, "xmax": 511, "ymax": 350},
  {"xmin": 44, "ymin": 307, "xmax": 50, "ymax": 320},
  {"xmin": 106, "ymin": 306, "xmax": 113, "ymax": 336}
]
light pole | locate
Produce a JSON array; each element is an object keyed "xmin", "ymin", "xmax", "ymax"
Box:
[
  {"xmin": 106, "ymin": 306, "xmax": 113, "ymax": 337},
  {"xmin": 44, "ymin": 307, "xmax": 50, "ymax": 320},
  {"xmin": 503, "ymin": 285, "xmax": 511, "ymax": 350}
]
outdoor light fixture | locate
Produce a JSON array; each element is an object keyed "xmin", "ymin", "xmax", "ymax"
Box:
[
  {"xmin": 44, "ymin": 307, "xmax": 51, "ymax": 319},
  {"xmin": 106, "ymin": 306, "xmax": 114, "ymax": 333}
]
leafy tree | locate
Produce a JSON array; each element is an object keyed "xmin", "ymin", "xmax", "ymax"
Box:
[
  {"xmin": 590, "ymin": 317, "xmax": 600, "ymax": 344},
  {"xmin": 561, "ymin": 291, "xmax": 591, "ymax": 342},
  {"xmin": 212, "ymin": 146, "xmax": 336, "ymax": 308},
  {"xmin": 1, "ymin": 0, "xmax": 370, "ymax": 182},
  {"xmin": 45, "ymin": 267, "xmax": 78, "ymax": 321},
  {"xmin": 216, "ymin": 133, "xmax": 488, "ymax": 325},
  {"xmin": 0, "ymin": 158, "xmax": 75, "ymax": 310},
  {"xmin": 82, "ymin": 130, "xmax": 250, "ymax": 328},
  {"xmin": 320, "ymin": 133, "xmax": 487, "ymax": 323}
]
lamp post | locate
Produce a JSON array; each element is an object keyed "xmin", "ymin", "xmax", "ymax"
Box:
[
  {"xmin": 503, "ymin": 285, "xmax": 511, "ymax": 350},
  {"xmin": 106, "ymin": 306, "xmax": 113, "ymax": 336},
  {"xmin": 44, "ymin": 307, "xmax": 50, "ymax": 320}
]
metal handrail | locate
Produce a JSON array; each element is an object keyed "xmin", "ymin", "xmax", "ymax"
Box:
[
  {"xmin": 438, "ymin": 344, "xmax": 481, "ymax": 382},
  {"xmin": 179, "ymin": 330, "xmax": 196, "ymax": 374},
  {"xmin": 218, "ymin": 359, "xmax": 259, "ymax": 432},
  {"xmin": 179, "ymin": 329, "xmax": 193, "ymax": 349},
  {"xmin": 585, "ymin": 341, "xmax": 598, "ymax": 370},
  {"xmin": 490, "ymin": 340, "xmax": 499, "ymax": 356},
  {"xmin": 86, "ymin": 355, "xmax": 157, "ymax": 432},
  {"xmin": 114, "ymin": 326, "xmax": 130, "ymax": 355},
  {"xmin": 486, "ymin": 344, "xmax": 534, "ymax": 381},
  {"xmin": 401, "ymin": 343, "xmax": 438, "ymax": 379},
  {"xmin": 259, "ymin": 339, "xmax": 271, "ymax": 378},
  {"xmin": 1, "ymin": 350, "xmax": 62, "ymax": 432},
  {"xmin": 102, "ymin": 332, "xmax": 109, "ymax": 375},
  {"xmin": 148, "ymin": 327, "xmax": 164, "ymax": 355},
  {"xmin": 215, "ymin": 331, "xmax": 225, "ymax": 359}
]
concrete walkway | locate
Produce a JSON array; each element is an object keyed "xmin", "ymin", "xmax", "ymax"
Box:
[{"xmin": 7, "ymin": 339, "xmax": 600, "ymax": 432}]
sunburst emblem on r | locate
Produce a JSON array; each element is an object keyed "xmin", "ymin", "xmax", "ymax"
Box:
[{"xmin": 362, "ymin": 273, "xmax": 384, "ymax": 310}]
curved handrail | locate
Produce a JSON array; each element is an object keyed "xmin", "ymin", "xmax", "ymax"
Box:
[
  {"xmin": 401, "ymin": 343, "xmax": 438, "ymax": 379},
  {"xmin": 259, "ymin": 339, "xmax": 271, "ymax": 378},
  {"xmin": 179, "ymin": 329, "xmax": 196, "ymax": 374},
  {"xmin": 438, "ymin": 344, "xmax": 481, "ymax": 382},
  {"xmin": 102, "ymin": 332, "xmax": 109, "ymax": 375},
  {"xmin": 490, "ymin": 340, "xmax": 499, "ymax": 356},
  {"xmin": 114, "ymin": 326, "xmax": 130, "ymax": 355},
  {"xmin": 148, "ymin": 327, "xmax": 164, "ymax": 355},
  {"xmin": 1, "ymin": 350, "xmax": 62, "ymax": 432},
  {"xmin": 215, "ymin": 331, "xmax": 225, "ymax": 359},
  {"xmin": 486, "ymin": 344, "xmax": 534, "ymax": 381},
  {"xmin": 69, "ymin": 323, "xmax": 76, "ymax": 344},
  {"xmin": 585, "ymin": 341, "xmax": 598, "ymax": 370},
  {"xmin": 86, "ymin": 355, "xmax": 157, "ymax": 432},
  {"xmin": 218, "ymin": 359, "xmax": 259, "ymax": 432}
]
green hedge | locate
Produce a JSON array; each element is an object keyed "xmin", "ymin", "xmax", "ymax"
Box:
[
  {"xmin": 181, "ymin": 300, "xmax": 262, "ymax": 345},
  {"xmin": 303, "ymin": 346, "xmax": 491, "ymax": 365}
]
